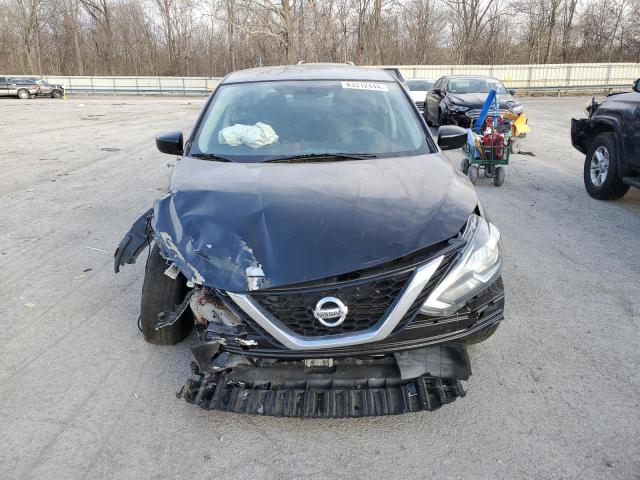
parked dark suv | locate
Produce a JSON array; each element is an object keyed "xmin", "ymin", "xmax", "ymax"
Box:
[
  {"xmin": 571, "ymin": 79, "xmax": 640, "ymax": 199},
  {"xmin": 425, "ymin": 75, "xmax": 523, "ymax": 128},
  {"xmin": 115, "ymin": 64, "xmax": 505, "ymax": 417}
]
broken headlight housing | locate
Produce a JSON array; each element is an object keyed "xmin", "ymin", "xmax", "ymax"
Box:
[{"xmin": 420, "ymin": 214, "xmax": 502, "ymax": 316}]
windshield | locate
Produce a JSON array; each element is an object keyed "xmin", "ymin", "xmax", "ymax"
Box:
[
  {"xmin": 191, "ymin": 80, "xmax": 430, "ymax": 162},
  {"xmin": 447, "ymin": 78, "xmax": 507, "ymax": 94},
  {"xmin": 407, "ymin": 80, "xmax": 433, "ymax": 91}
]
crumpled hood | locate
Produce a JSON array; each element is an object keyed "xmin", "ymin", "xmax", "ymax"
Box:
[
  {"xmin": 447, "ymin": 92, "xmax": 517, "ymax": 109},
  {"xmin": 152, "ymin": 155, "xmax": 478, "ymax": 292}
]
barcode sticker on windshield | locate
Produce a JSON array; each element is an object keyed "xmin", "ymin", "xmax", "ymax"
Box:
[{"xmin": 341, "ymin": 81, "xmax": 388, "ymax": 92}]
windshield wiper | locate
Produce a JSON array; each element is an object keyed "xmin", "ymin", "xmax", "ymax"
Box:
[
  {"xmin": 189, "ymin": 153, "xmax": 233, "ymax": 162},
  {"xmin": 265, "ymin": 153, "xmax": 379, "ymax": 163}
]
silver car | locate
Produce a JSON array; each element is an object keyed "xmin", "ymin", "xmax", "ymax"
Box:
[
  {"xmin": 0, "ymin": 77, "xmax": 39, "ymax": 99},
  {"xmin": 22, "ymin": 78, "xmax": 65, "ymax": 98}
]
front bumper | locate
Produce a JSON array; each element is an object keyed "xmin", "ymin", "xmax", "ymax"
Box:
[
  {"xmin": 446, "ymin": 108, "xmax": 514, "ymax": 128},
  {"xmin": 182, "ymin": 346, "xmax": 470, "ymax": 417},
  {"xmin": 571, "ymin": 118, "xmax": 588, "ymax": 154},
  {"xmin": 179, "ymin": 246, "xmax": 504, "ymax": 416}
]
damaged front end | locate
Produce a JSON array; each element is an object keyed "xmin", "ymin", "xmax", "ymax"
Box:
[
  {"xmin": 181, "ymin": 288, "xmax": 474, "ymax": 417},
  {"xmin": 115, "ymin": 197, "xmax": 504, "ymax": 417}
]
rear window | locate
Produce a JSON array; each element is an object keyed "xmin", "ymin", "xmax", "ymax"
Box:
[{"xmin": 191, "ymin": 80, "xmax": 432, "ymax": 162}]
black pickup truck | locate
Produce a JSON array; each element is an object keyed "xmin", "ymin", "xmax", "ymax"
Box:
[{"xmin": 571, "ymin": 79, "xmax": 640, "ymax": 199}]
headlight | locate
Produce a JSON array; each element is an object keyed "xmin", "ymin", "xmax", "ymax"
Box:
[
  {"xmin": 509, "ymin": 104, "xmax": 524, "ymax": 114},
  {"xmin": 450, "ymin": 104, "xmax": 469, "ymax": 112},
  {"xmin": 420, "ymin": 214, "xmax": 502, "ymax": 316}
]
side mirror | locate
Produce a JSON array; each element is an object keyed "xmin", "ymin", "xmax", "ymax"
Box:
[
  {"xmin": 633, "ymin": 79, "xmax": 640, "ymax": 93},
  {"xmin": 155, "ymin": 130, "xmax": 183, "ymax": 155},
  {"xmin": 432, "ymin": 88, "xmax": 443, "ymax": 96},
  {"xmin": 508, "ymin": 89, "xmax": 516, "ymax": 96},
  {"xmin": 437, "ymin": 125, "xmax": 467, "ymax": 151}
]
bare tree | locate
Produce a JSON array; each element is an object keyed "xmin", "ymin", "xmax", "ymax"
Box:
[{"xmin": 0, "ymin": 0, "xmax": 638, "ymax": 76}]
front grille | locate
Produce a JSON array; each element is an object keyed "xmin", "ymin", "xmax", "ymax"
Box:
[
  {"xmin": 465, "ymin": 108, "xmax": 509, "ymax": 119},
  {"xmin": 252, "ymin": 269, "xmax": 412, "ymax": 337},
  {"xmin": 250, "ymin": 244, "xmax": 462, "ymax": 338}
]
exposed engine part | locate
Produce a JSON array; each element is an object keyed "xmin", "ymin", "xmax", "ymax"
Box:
[
  {"xmin": 190, "ymin": 288, "xmax": 243, "ymax": 326},
  {"xmin": 155, "ymin": 290, "xmax": 193, "ymax": 331},
  {"xmin": 191, "ymin": 341, "xmax": 221, "ymax": 374},
  {"xmin": 191, "ymin": 342, "xmax": 252, "ymax": 374}
]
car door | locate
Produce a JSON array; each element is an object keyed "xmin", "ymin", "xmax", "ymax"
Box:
[
  {"xmin": 631, "ymin": 100, "xmax": 640, "ymax": 171},
  {"xmin": 0, "ymin": 77, "xmax": 8, "ymax": 96},
  {"xmin": 426, "ymin": 77, "xmax": 444, "ymax": 122}
]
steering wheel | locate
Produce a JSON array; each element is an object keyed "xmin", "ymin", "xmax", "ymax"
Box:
[{"xmin": 338, "ymin": 126, "xmax": 387, "ymax": 145}]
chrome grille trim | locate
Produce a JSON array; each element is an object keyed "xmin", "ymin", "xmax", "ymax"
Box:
[{"xmin": 228, "ymin": 255, "xmax": 444, "ymax": 350}]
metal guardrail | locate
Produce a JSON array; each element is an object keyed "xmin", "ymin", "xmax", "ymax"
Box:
[
  {"xmin": 7, "ymin": 63, "xmax": 639, "ymax": 96},
  {"xmin": 13, "ymin": 75, "xmax": 223, "ymax": 96},
  {"xmin": 391, "ymin": 62, "xmax": 640, "ymax": 90}
]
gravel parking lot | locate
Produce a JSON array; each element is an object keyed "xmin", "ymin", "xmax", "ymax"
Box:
[{"xmin": 1, "ymin": 95, "xmax": 639, "ymax": 480}]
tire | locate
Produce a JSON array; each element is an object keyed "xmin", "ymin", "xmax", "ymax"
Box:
[
  {"xmin": 583, "ymin": 132, "xmax": 629, "ymax": 200},
  {"xmin": 467, "ymin": 165, "xmax": 478, "ymax": 184},
  {"xmin": 435, "ymin": 108, "xmax": 445, "ymax": 127},
  {"xmin": 464, "ymin": 323, "xmax": 500, "ymax": 345},
  {"xmin": 52, "ymin": 90, "xmax": 63, "ymax": 98},
  {"xmin": 140, "ymin": 244, "xmax": 193, "ymax": 345},
  {"xmin": 494, "ymin": 166, "xmax": 505, "ymax": 186},
  {"xmin": 510, "ymin": 138, "xmax": 521, "ymax": 154},
  {"xmin": 17, "ymin": 89, "xmax": 29, "ymax": 99},
  {"xmin": 485, "ymin": 165, "xmax": 495, "ymax": 178},
  {"xmin": 425, "ymin": 103, "xmax": 433, "ymax": 126},
  {"xmin": 461, "ymin": 158, "xmax": 470, "ymax": 174}
]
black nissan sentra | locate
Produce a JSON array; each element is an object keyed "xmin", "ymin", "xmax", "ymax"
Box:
[{"xmin": 115, "ymin": 63, "xmax": 505, "ymax": 417}]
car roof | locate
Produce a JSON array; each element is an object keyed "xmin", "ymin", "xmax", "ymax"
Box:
[{"xmin": 222, "ymin": 63, "xmax": 395, "ymax": 84}]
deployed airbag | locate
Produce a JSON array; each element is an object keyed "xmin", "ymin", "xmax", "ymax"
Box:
[{"xmin": 218, "ymin": 122, "xmax": 279, "ymax": 149}]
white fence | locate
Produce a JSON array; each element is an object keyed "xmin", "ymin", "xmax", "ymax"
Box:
[
  {"xmin": 11, "ymin": 62, "xmax": 640, "ymax": 95},
  {"xmin": 35, "ymin": 75, "xmax": 222, "ymax": 95},
  {"xmin": 391, "ymin": 63, "xmax": 640, "ymax": 91}
]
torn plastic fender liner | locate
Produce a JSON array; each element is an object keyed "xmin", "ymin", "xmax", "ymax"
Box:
[
  {"xmin": 149, "ymin": 155, "xmax": 478, "ymax": 292},
  {"xmin": 182, "ymin": 346, "xmax": 470, "ymax": 417},
  {"xmin": 394, "ymin": 344, "xmax": 471, "ymax": 380},
  {"xmin": 114, "ymin": 208, "xmax": 153, "ymax": 273}
]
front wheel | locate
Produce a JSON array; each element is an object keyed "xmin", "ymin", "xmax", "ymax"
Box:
[
  {"xmin": 467, "ymin": 165, "xmax": 478, "ymax": 184},
  {"xmin": 494, "ymin": 166, "xmax": 505, "ymax": 186},
  {"xmin": 52, "ymin": 90, "xmax": 63, "ymax": 98},
  {"xmin": 461, "ymin": 158, "xmax": 470, "ymax": 174},
  {"xmin": 17, "ymin": 89, "xmax": 29, "ymax": 99},
  {"xmin": 583, "ymin": 132, "xmax": 629, "ymax": 200},
  {"xmin": 140, "ymin": 244, "xmax": 193, "ymax": 345}
]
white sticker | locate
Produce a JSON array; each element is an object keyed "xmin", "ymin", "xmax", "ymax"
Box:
[{"xmin": 341, "ymin": 81, "xmax": 389, "ymax": 92}]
